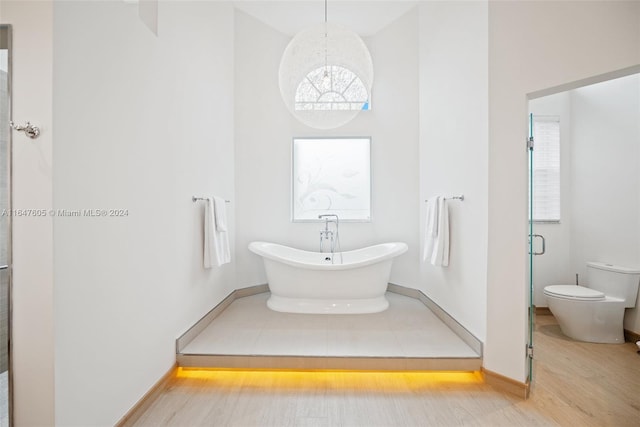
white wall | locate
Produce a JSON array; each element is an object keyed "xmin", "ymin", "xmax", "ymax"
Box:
[
  {"xmin": 234, "ymin": 9, "xmax": 420, "ymax": 289},
  {"xmin": 0, "ymin": 1, "xmax": 55, "ymax": 425},
  {"xmin": 635, "ymin": 76, "xmax": 640, "ymax": 331},
  {"xmin": 568, "ymin": 75, "xmax": 640, "ymax": 332},
  {"xmin": 528, "ymin": 92, "xmax": 573, "ymax": 307},
  {"xmin": 569, "ymin": 75, "xmax": 640, "ymax": 278},
  {"xmin": 418, "ymin": 2, "xmax": 488, "ymax": 341},
  {"xmin": 487, "ymin": 0, "xmax": 640, "ymax": 382},
  {"xmin": 53, "ymin": 1, "xmax": 235, "ymax": 425}
]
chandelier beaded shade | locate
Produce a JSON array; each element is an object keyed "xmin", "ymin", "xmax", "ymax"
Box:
[{"xmin": 278, "ymin": 20, "xmax": 374, "ymax": 130}]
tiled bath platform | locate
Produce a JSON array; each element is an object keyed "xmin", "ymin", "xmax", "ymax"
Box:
[{"xmin": 177, "ymin": 287, "xmax": 482, "ymax": 371}]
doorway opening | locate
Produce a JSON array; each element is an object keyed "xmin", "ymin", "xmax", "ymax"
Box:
[{"xmin": 526, "ymin": 65, "xmax": 640, "ymax": 384}]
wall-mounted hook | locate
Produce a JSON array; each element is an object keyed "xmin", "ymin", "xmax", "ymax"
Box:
[{"xmin": 10, "ymin": 121, "xmax": 41, "ymax": 139}]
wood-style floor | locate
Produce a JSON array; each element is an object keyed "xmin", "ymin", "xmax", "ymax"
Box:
[{"xmin": 132, "ymin": 314, "xmax": 640, "ymax": 426}]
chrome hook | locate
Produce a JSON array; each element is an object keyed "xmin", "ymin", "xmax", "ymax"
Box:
[{"xmin": 10, "ymin": 121, "xmax": 41, "ymax": 139}]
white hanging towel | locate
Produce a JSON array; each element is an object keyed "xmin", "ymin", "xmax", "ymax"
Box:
[
  {"xmin": 422, "ymin": 196, "xmax": 439, "ymax": 262},
  {"xmin": 432, "ymin": 197, "xmax": 450, "ymax": 267},
  {"xmin": 423, "ymin": 196, "xmax": 450, "ymax": 267},
  {"xmin": 203, "ymin": 198, "xmax": 216, "ymax": 269},
  {"xmin": 203, "ymin": 197, "xmax": 231, "ymax": 268},
  {"xmin": 213, "ymin": 196, "xmax": 228, "ymax": 232}
]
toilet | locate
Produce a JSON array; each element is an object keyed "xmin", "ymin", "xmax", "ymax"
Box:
[{"xmin": 543, "ymin": 262, "xmax": 640, "ymax": 344}]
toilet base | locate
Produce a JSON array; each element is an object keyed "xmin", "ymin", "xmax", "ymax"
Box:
[{"xmin": 547, "ymin": 297, "xmax": 626, "ymax": 344}]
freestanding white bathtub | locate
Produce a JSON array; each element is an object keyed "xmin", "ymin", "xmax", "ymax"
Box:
[{"xmin": 248, "ymin": 241, "xmax": 408, "ymax": 314}]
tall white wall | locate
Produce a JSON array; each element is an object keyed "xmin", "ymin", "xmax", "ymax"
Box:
[
  {"xmin": 234, "ymin": 9, "xmax": 420, "ymax": 289},
  {"xmin": 418, "ymin": 2, "xmax": 488, "ymax": 341},
  {"xmin": 528, "ymin": 92, "xmax": 573, "ymax": 307},
  {"xmin": 568, "ymin": 75, "xmax": 640, "ymax": 332},
  {"xmin": 487, "ymin": 0, "xmax": 640, "ymax": 382},
  {"xmin": 0, "ymin": 1, "xmax": 55, "ymax": 425},
  {"xmin": 53, "ymin": 2, "xmax": 235, "ymax": 425},
  {"xmin": 638, "ymin": 74, "xmax": 640, "ymax": 331},
  {"xmin": 569, "ymin": 75, "xmax": 640, "ymax": 278},
  {"xmin": 636, "ymin": 77, "xmax": 640, "ymax": 331}
]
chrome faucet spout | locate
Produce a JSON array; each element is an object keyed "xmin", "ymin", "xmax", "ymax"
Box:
[{"xmin": 317, "ymin": 214, "xmax": 340, "ymax": 258}]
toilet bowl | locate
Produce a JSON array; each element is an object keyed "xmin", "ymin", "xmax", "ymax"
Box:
[
  {"xmin": 543, "ymin": 285, "xmax": 626, "ymax": 343},
  {"xmin": 543, "ymin": 262, "xmax": 640, "ymax": 344}
]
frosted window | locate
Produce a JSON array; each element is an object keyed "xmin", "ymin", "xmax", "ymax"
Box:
[
  {"xmin": 292, "ymin": 137, "xmax": 371, "ymax": 222},
  {"xmin": 295, "ymin": 66, "xmax": 370, "ymax": 112},
  {"xmin": 530, "ymin": 117, "xmax": 561, "ymax": 222}
]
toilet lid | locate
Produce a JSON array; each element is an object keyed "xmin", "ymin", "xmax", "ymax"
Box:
[{"xmin": 544, "ymin": 285, "xmax": 605, "ymax": 301}]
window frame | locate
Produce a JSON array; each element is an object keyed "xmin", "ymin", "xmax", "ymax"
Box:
[
  {"xmin": 294, "ymin": 65, "xmax": 371, "ymax": 112},
  {"xmin": 291, "ymin": 136, "xmax": 372, "ymax": 223}
]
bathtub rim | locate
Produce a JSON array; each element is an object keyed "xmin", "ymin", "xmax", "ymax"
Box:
[{"xmin": 248, "ymin": 241, "xmax": 408, "ymax": 271}]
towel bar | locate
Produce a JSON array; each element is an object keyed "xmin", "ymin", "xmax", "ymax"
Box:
[
  {"xmin": 192, "ymin": 196, "xmax": 230, "ymax": 203},
  {"xmin": 424, "ymin": 195, "xmax": 464, "ymax": 202}
]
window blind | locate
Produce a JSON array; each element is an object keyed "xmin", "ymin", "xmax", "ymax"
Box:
[{"xmin": 530, "ymin": 116, "xmax": 560, "ymax": 222}]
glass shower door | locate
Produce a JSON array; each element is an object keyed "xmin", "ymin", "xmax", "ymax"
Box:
[
  {"xmin": 0, "ymin": 25, "xmax": 11, "ymax": 427},
  {"xmin": 527, "ymin": 113, "xmax": 535, "ymax": 384}
]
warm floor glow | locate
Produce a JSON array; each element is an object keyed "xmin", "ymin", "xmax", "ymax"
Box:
[{"xmin": 175, "ymin": 368, "xmax": 483, "ymax": 392}]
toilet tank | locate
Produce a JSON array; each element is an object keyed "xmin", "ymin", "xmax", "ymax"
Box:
[{"xmin": 586, "ymin": 262, "xmax": 640, "ymax": 308}]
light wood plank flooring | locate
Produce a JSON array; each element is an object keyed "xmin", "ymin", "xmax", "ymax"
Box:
[{"xmin": 133, "ymin": 314, "xmax": 640, "ymax": 426}]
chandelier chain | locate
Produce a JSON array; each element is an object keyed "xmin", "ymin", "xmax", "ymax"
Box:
[
  {"xmin": 324, "ymin": 0, "xmax": 328, "ymax": 76},
  {"xmin": 324, "ymin": 0, "xmax": 327, "ymax": 23}
]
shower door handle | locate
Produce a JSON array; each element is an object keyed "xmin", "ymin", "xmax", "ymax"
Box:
[{"xmin": 528, "ymin": 234, "xmax": 546, "ymax": 256}]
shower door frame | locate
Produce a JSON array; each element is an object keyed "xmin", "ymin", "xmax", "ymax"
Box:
[
  {"xmin": 0, "ymin": 23, "xmax": 13, "ymax": 427},
  {"xmin": 527, "ymin": 113, "xmax": 534, "ymax": 384}
]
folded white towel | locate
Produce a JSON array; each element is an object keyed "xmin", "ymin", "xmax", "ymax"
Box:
[
  {"xmin": 423, "ymin": 197, "xmax": 439, "ymax": 262},
  {"xmin": 203, "ymin": 199, "xmax": 216, "ymax": 269},
  {"xmin": 203, "ymin": 197, "xmax": 231, "ymax": 268},
  {"xmin": 213, "ymin": 196, "xmax": 228, "ymax": 232},
  {"xmin": 431, "ymin": 197, "xmax": 450, "ymax": 267}
]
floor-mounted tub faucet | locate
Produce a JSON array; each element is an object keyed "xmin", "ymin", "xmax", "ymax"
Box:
[{"xmin": 318, "ymin": 214, "xmax": 340, "ymax": 258}]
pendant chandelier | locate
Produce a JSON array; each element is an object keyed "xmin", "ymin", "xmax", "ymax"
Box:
[{"xmin": 278, "ymin": 0, "xmax": 374, "ymax": 130}]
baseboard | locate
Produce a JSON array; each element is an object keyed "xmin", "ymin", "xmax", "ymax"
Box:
[
  {"xmin": 176, "ymin": 284, "xmax": 268, "ymax": 353},
  {"xmin": 482, "ymin": 368, "xmax": 530, "ymax": 399},
  {"xmin": 235, "ymin": 283, "xmax": 269, "ymax": 298},
  {"xmin": 624, "ymin": 328, "xmax": 640, "ymax": 343},
  {"xmin": 388, "ymin": 283, "xmax": 483, "ymax": 356},
  {"xmin": 387, "ymin": 283, "xmax": 422, "ymax": 300},
  {"xmin": 534, "ymin": 306, "xmax": 552, "ymax": 315},
  {"xmin": 116, "ymin": 364, "xmax": 177, "ymax": 427}
]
